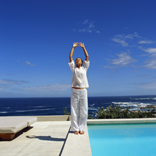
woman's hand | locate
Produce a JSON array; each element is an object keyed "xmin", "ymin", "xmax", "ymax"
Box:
[
  {"xmin": 79, "ymin": 42, "xmax": 85, "ymax": 48},
  {"xmin": 73, "ymin": 42, "xmax": 79, "ymax": 48},
  {"xmin": 80, "ymin": 42, "xmax": 89, "ymax": 61},
  {"xmin": 70, "ymin": 42, "xmax": 78, "ymax": 62}
]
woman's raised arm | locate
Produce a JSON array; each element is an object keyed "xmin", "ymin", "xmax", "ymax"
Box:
[
  {"xmin": 69, "ymin": 42, "xmax": 79, "ymax": 62},
  {"xmin": 79, "ymin": 42, "xmax": 89, "ymax": 62}
]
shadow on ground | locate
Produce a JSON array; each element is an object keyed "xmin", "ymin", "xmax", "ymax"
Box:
[{"xmin": 26, "ymin": 135, "xmax": 66, "ymax": 141}]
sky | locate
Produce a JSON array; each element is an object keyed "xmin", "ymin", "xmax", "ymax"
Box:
[{"xmin": 0, "ymin": 0, "xmax": 156, "ymax": 97}]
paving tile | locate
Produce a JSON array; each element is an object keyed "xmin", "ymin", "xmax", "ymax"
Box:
[
  {"xmin": 16, "ymin": 151, "xmax": 60, "ymax": 156},
  {"xmin": 19, "ymin": 141, "xmax": 63, "ymax": 153},
  {"xmin": 22, "ymin": 130, "xmax": 46, "ymax": 135},
  {"xmin": 31, "ymin": 122, "xmax": 52, "ymax": 128},
  {"xmin": 9, "ymin": 138, "xmax": 33, "ymax": 144},
  {"xmin": 8, "ymin": 134, "xmax": 35, "ymax": 144},
  {"xmin": 42, "ymin": 127, "xmax": 70, "ymax": 133},
  {"xmin": 0, "ymin": 143, "xmax": 28, "ymax": 153},
  {"xmin": 0, "ymin": 153, "xmax": 17, "ymax": 156},
  {"xmin": 48, "ymin": 121, "xmax": 70, "ymax": 125},
  {"xmin": 48, "ymin": 124, "xmax": 70, "ymax": 128}
]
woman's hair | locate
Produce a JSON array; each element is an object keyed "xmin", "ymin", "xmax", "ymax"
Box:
[{"xmin": 75, "ymin": 58, "xmax": 83, "ymax": 66}]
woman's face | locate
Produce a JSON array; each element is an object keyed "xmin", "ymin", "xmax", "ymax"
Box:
[{"xmin": 75, "ymin": 58, "xmax": 82, "ymax": 67}]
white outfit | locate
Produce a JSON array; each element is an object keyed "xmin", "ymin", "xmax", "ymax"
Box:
[
  {"xmin": 68, "ymin": 60, "xmax": 90, "ymax": 88},
  {"xmin": 71, "ymin": 88, "xmax": 88, "ymax": 131},
  {"xmin": 68, "ymin": 60, "xmax": 90, "ymax": 132}
]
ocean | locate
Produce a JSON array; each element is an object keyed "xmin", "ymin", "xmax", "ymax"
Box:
[{"xmin": 0, "ymin": 95, "xmax": 156, "ymax": 118}]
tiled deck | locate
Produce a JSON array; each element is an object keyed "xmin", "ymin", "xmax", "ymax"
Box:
[
  {"xmin": 0, "ymin": 121, "xmax": 92, "ymax": 156},
  {"xmin": 1, "ymin": 118, "xmax": 156, "ymax": 156}
]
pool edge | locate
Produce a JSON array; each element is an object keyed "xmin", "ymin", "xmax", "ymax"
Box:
[{"xmin": 87, "ymin": 118, "xmax": 156, "ymax": 125}]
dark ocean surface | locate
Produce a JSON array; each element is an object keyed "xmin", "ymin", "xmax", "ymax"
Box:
[{"xmin": 0, "ymin": 95, "xmax": 156, "ymax": 118}]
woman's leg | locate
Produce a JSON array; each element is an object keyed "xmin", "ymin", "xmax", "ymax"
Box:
[
  {"xmin": 70, "ymin": 88, "xmax": 80, "ymax": 132},
  {"xmin": 79, "ymin": 89, "xmax": 88, "ymax": 132}
]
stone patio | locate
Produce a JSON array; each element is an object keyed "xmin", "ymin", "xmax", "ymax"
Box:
[{"xmin": 0, "ymin": 120, "xmax": 92, "ymax": 156}]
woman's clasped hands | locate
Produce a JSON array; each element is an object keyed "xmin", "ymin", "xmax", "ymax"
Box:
[{"xmin": 73, "ymin": 42, "xmax": 85, "ymax": 48}]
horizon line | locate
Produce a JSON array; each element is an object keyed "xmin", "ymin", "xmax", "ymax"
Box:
[{"xmin": 0, "ymin": 94, "xmax": 156, "ymax": 98}]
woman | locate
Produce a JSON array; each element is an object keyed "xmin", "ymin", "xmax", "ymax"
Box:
[{"xmin": 68, "ymin": 42, "xmax": 90, "ymax": 135}]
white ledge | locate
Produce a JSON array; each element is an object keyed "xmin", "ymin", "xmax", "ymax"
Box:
[{"xmin": 87, "ymin": 118, "xmax": 156, "ymax": 124}]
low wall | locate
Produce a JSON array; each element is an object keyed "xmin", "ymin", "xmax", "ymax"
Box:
[
  {"xmin": 39, "ymin": 115, "xmax": 71, "ymax": 121},
  {"xmin": 30, "ymin": 115, "xmax": 71, "ymax": 121},
  {"xmin": 0, "ymin": 115, "xmax": 71, "ymax": 121}
]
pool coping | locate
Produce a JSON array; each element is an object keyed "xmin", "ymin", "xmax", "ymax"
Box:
[
  {"xmin": 61, "ymin": 126, "xmax": 92, "ymax": 156},
  {"xmin": 87, "ymin": 118, "xmax": 156, "ymax": 125}
]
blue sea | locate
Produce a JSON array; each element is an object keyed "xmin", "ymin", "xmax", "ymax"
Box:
[{"xmin": 0, "ymin": 95, "xmax": 156, "ymax": 118}]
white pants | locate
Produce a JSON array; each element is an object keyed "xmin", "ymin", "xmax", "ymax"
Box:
[{"xmin": 70, "ymin": 88, "xmax": 88, "ymax": 132}]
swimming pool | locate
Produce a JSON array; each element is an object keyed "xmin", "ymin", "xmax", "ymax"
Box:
[{"xmin": 88, "ymin": 123, "xmax": 156, "ymax": 156}]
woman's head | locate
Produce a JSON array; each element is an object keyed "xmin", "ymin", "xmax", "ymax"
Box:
[{"xmin": 75, "ymin": 58, "xmax": 83, "ymax": 67}]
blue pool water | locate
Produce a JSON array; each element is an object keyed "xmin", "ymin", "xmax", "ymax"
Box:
[{"xmin": 88, "ymin": 123, "xmax": 156, "ymax": 156}]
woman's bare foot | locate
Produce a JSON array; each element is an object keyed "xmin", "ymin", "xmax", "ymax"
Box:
[
  {"xmin": 79, "ymin": 131, "xmax": 84, "ymax": 135},
  {"xmin": 74, "ymin": 131, "xmax": 79, "ymax": 135}
]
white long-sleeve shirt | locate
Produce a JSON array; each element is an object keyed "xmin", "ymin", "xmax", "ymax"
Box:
[{"xmin": 68, "ymin": 60, "xmax": 90, "ymax": 88}]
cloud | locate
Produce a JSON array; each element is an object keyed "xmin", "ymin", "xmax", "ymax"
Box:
[
  {"xmin": 73, "ymin": 20, "xmax": 100, "ymax": 34},
  {"xmin": 26, "ymin": 61, "xmax": 36, "ymax": 66},
  {"xmin": 87, "ymin": 29, "xmax": 92, "ymax": 33},
  {"xmin": 83, "ymin": 20, "xmax": 88, "ymax": 24},
  {"xmin": 0, "ymin": 79, "xmax": 28, "ymax": 90},
  {"xmin": 112, "ymin": 53, "xmax": 137, "ymax": 66},
  {"xmin": 139, "ymin": 47, "xmax": 156, "ymax": 69},
  {"xmin": 16, "ymin": 60, "xmax": 36, "ymax": 66},
  {"xmin": 112, "ymin": 38, "xmax": 128, "ymax": 47},
  {"xmin": 104, "ymin": 53, "xmax": 137, "ymax": 68},
  {"xmin": 137, "ymin": 81, "xmax": 156, "ymax": 89},
  {"xmin": 22, "ymin": 84, "xmax": 70, "ymax": 92},
  {"xmin": 0, "ymin": 82, "xmax": 70, "ymax": 97},
  {"xmin": 112, "ymin": 32, "xmax": 144, "ymax": 47},
  {"xmin": 144, "ymin": 59, "xmax": 156, "ymax": 69},
  {"xmin": 103, "ymin": 65, "xmax": 116, "ymax": 69},
  {"xmin": 141, "ymin": 48, "xmax": 156, "ymax": 55},
  {"xmin": 111, "ymin": 33, "xmax": 156, "ymax": 70},
  {"xmin": 138, "ymin": 40, "xmax": 154, "ymax": 44},
  {"xmin": 78, "ymin": 28, "xmax": 86, "ymax": 32},
  {"xmin": 88, "ymin": 22, "xmax": 94, "ymax": 29},
  {"xmin": 124, "ymin": 32, "xmax": 143, "ymax": 39},
  {"xmin": 0, "ymin": 79, "xmax": 28, "ymax": 85}
]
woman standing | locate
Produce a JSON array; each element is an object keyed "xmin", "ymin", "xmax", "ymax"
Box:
[{"xmin": 68, "ymin": 42, "xmax": 90, "ymax": 135}]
